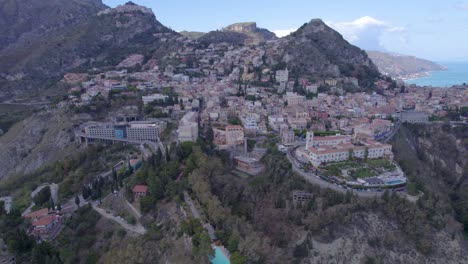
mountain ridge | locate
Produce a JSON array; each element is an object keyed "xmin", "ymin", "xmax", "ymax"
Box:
[
  {"xmin": 366, "ymin": 50, "xmax": 447, "ymax": 79},
  {"xmin": 0, "ymin": 1, "xmax": 180, "ymax": 99}
]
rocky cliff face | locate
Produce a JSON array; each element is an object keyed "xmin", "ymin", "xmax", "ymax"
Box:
[
  {"xmin": 0, "ymin": 0, "xmax": 106, "ymax": 51},
  {"xmin": 0, "ymin": 110, "xmax": 86, "ymax": 179},
  {"xmin": 274, "ymin": 19, "xmax": 380, "ymax": 86},
  {"xmin": 223, "ymin": 22, "xmax": 258, "ymax": 33},
  {"xmin": 223, "ymin": 22, "xmax": 277, "ymax": 43},
  {"xmin": 391, "ymin": 123, "xmax": 468, "ymax": 233},
  {"xmin": 197, "ymin": 21, "xmax": 277, "ymax": 47},
  {"xmin": 0, "ymin": 1, "xmax": 180, "ymax": 99}
]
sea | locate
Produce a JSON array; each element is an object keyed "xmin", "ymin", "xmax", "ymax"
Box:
[{"xmin": 404, "ymin": 62, "xmax": 468, "ymax": 87}]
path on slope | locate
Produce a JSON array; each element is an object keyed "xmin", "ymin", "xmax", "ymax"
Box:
[
  {"xmin": 91, "ymin": 200, "xmax": 146, "ymax": 235},
  {"xmin": 22, "ymin": 183, "xmax": 59, "ymax": 216},
  {"xmin": 183, "ymin": 192, "xmax": 216, "ymax": 240}
]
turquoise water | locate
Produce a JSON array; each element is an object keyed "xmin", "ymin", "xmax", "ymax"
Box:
[
  {"xmin": 405, "ymin": 62, "xmax": 468, "ymax": 87},
  {"xmin": 386, "ymin": 180, "xmax": 404, "ymax": 185},
  {"xmin": 211, "ymin": 247, "xmax": 230, "ymax": 264}
]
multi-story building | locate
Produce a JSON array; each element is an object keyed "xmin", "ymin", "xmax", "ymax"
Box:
[
  {"xmin": 301, "ymin": 132, "xmax": 393, "ymax": 167},
  {"xmin": 324, "ymin": 79, "xmax": 338, "ymax": 86},
  {"xmin": 275, "ymin": 69, "xmax": 289, "ymax": 83},
  {"xmin": 85, "ymin": 124, "xmax": 115, "ymax": 138},
  {"xmin": 142, "ymin": 94, "xmax": 169, "ymax": 105},
  {"xmin": 178, "ymin": 112, "xmax": 199, "ymax": 142},
  {"xmin": 281, "ymin": 130, "xmax": 295, "ymax": 146},
  {"xmin": 126, "ymin": 123, "xmax": 161, "ymax": 141},
  {"xmin": 400, "ymin": 111, "xmax": 429, "ymax": 123},
  {"xmin": 81, "ymin": 121, "xmax": 166, "ymax": 143},
  {"xmin": 241, "ymin": 116, "xmax": 258, "ymax": 131},
  {"xmin": 288, "ymin": 117, "xmax": 308, "ymax": 130},
  {"xmin": 226, "ymin": 125, "xmax": 245, "ymax": 146},
  {"xmin": 285, "ymin": 92, "xmax": 305, "ymax": 106}
]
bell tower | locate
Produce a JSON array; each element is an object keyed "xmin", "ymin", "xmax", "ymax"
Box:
[{"xmin": 306, "ymin": 131, "xmax": 314, "ymax": 148}]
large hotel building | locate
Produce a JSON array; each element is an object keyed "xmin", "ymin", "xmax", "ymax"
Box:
[
  {"xmin": 300, "ymin": 132, "xmax": 393, "ymax": 167},
  {"xmin": 82, "ymin": 121, "xmax": 166, "ymax": 143}
]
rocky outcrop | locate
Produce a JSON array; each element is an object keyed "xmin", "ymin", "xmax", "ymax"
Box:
[
  {"xmin": 197, "ymin": 21, "xmax": 277, "ymax": 47},
  {"xmin": 223, "ymin": 22, "xmax": 258, "ymax": 33},
  {"xmin": 270, "ymin": 19, "xmax": 380, "ymax": 87},
  {"xmin": 307, "ymin": 212, "xmax": 467, "ymax": 264},
  {"xmin": 0, "ymin": 110, "xmax": 78, "ymax": 179}
]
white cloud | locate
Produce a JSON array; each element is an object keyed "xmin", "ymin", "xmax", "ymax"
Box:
[
  {"xmin": 456, "ymin": 1, "xmax": 468, "ymax": 10},
  {"xmin": 326, "ymin": 16, "xmax": 406, "ymax": 51},
  {"xmin": 272, "ymin": 28, "xmax": 297, "ymax": 38}
]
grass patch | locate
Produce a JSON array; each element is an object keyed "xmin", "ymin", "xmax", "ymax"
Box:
[{"xmin": 350, "ymin": 168, "xmax": 374, "ymax": 179}]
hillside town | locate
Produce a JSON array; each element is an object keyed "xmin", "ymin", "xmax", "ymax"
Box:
[
  {"xmin": 58, "ymin": 41, "xmax": 467, "ymax": 193},
  {"xmin": 1, "ymin": 2, "xmax": 468, "ymax": 263}
]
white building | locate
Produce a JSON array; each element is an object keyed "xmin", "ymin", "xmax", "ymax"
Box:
[
  {"xmin": 83, "ymin": 121, "xmax": 165, "ymax": 142},
  {"xmin": 178, "ymin": 112, "xmax": 199, "ymax": 142},
  {"xmin": 284, "ymin": 92, "xmax": 305, "ymax": 106},
  {"xmin": 302, "ymin": 132, "xmax": 393, "ymax": 167},
  {"xmin": 276, "ymin": 69, "xmax": 289, "ymax": 83},
  {"xmin": 241, "ymin": 115, "xmax": 258, "ymax": 131},
  {"xmin": 281, "ymin": 130, "xmax": 295, "ymax": 146},
  {"xmin": 142, "ymin": 94, "xmax": 169, "ymax": 105},
  {"xmin": 400, "ymin": 111, "xmax": 429, "ymax": 123}
]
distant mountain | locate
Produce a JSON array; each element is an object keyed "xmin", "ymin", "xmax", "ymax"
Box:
[
  {"xmin": 223, "ymin": 22, "xmax": 277, "ymax": 44},
  {"xmin": 196, "ymin": 22, "xmax": 277, "ymax": 47},
  {"xmin": 366, "ymin": 50, "xmax": 447, "ymax": 79},
  {"xmin": 0, "ymin": 1, "xmax": 180, "ymax": 99},
  {"xmin": 179, "ymin": 31, "xmax": 205, "ymax": 40},
  {"xmin": 196, "ymin": 30, "xmax": 249, "ymax": 47},
  {"xmin": 272, "ymin": 19, "xmax": 380, "ymax": 88}
]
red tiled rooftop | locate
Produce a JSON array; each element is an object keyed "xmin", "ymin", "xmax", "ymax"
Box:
[
  {"xmin": 25, "ymin": 208, "xmax": 49, "ymax": 219},
  {"xmin": 32, "ymin": 214, "xmax": 59, "ymax": 227},
  {"xmin": 132, "ymin": 185, "xmax": 148, "ymax": 193},
  {"xmin": 130, "ymin": 159, "xmax": 140, "ymax": 166}
]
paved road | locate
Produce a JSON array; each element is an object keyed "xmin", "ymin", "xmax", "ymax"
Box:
[
  {"xmin": 22, "ymin": 183, "xmax": 59, "ymax": 216},
  {"xmin": 125, "ymin": 199, "xmax": 142, "ymax": 219},
  {"xmin": 29, "ymin": 183, "xmax": 58, "ymax": 203}
]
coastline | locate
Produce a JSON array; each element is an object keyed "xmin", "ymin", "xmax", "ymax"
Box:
[
  {"xmin": 401, "ymin": 71, "xmax": 432, "ymax": 81},
  {"xmin": 403, "ymin": 62, "xmax": 468, "ymax": 87}
]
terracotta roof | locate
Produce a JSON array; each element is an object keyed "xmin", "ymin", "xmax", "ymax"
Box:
[
  {"xmin": 25, "ymin": 208, "xmax": 49, "ymax": 219},
  {"xmin": 32, "ymin": 214, "xmax": 59, "ymax": 227},
  {"xmin": 130, "ymin": 159, "xmax": 140, "ymax": 166},
  {"xmin": 314, "ymin": 135, "xmax": 349, "ymax": 141},
  {"xmin": 132, "ymin": 185, "xmax": 148, "ymax": 193}
]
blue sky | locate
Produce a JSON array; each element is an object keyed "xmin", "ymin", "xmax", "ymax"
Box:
[{"xmin": 104, "ymin": 0, "xmax": 468, "ymax": 62}]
